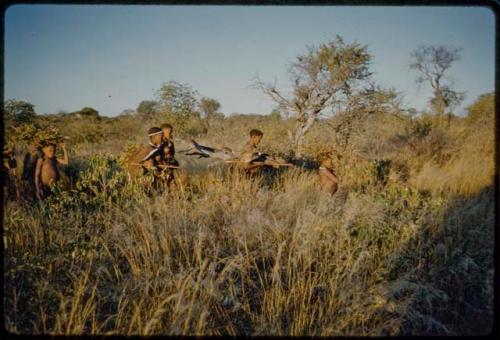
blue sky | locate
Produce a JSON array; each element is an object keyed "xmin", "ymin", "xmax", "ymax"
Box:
[{"xmin": 4, "ymin": 5, "xmax": 496, "ymax": 117}]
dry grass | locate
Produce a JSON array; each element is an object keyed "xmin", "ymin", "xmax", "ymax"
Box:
[
  {"xmin": 3, "ymin": 98, "xmax": 495, "ymax": 336},
  {"xmin": 3, "ymin": 157, "xmax": 494, "ymax": 336},
  {"xmin": 412, "ymin": 116, "xmax": 495, "ymax": 196}
]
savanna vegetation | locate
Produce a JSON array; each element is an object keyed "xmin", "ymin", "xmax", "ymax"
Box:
[{"xmin": 2, "ymin": 37, "xmax": 495, "ymax": 336}]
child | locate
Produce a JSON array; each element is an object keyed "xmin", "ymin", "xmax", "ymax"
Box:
[
  {"xmin": 160, "ymin": 123, "xmax": 176, "ymax": 159},
  {"xmin": 160, "ymin": 123, "xmax": 179, "ymax": 167},
  {"xmin": 34, "ymin": 142, "xmax": 68, "ymax": 200},
  {"xmin": 160, "ymin": 123, "xmax": 179, "ymax": 187},
  {"xmin": 318, "ymin": 151, "xmax": 339, "ymax": 195}
]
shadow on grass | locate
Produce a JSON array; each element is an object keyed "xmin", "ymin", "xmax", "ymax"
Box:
[{"xmin": 381, "ymin": 185, "xmax": 495, "ymax": 335}]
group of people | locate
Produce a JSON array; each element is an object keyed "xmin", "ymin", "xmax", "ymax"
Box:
[
  {"xmin": 2, "ymin": 138, "xmax": 68, "ymax": 201},
  {"xmin": 127, "ymin": 124, "xmax": 339, "ymax": 195},
  {"xmin": 126, "ymin": 123, "xmax": 180, "ymax": 190},
  {"xmin": 2, "ymin": 122, "xmax": 339, "ymax": 203}
]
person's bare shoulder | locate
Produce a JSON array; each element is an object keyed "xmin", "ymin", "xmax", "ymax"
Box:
[
  {"xmin": 240, "ymin": 142, "xmax": 255, "ymax": 154},
  {"xmin": 319, "ymin": 168, "xmax": 338, "ymax": 182}
]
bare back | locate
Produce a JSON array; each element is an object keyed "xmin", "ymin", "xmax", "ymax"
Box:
[{"xmin": 319, "ymin": 168, "xmax": 338, "ymax": 195}]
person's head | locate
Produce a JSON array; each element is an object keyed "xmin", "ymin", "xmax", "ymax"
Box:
[
  {"xmin": 160, "ymin": 123, "xmax": 173, "ymax": 139},
  {"xmin": 317, "ymin": 151, "xmax": 333, "ymax": 168},
  {"xmin": 42, "ymin": 143, "xmax": 56, "ymax": 159},
  {"xmin": 249, "ymin": 129, "xmax": 263, "ymax": 145},
  {"xmin": 148, "ymin": 127, "xmax": 163, "ymax": 145}
]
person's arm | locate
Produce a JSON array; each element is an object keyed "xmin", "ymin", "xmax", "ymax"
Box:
[
  {"xmin": 143, "ymin": 158, "xmax": 162, "ymax": 176},
  {"xmin": 34, "ymin": 158, "xmax": 43, "ymax": 200},
  {"xmin": 142, "ymin": 157, "xmax": 154, "ymax": 169},
  {"xmin": 163, "ymin": 144, "xmax": 174, "ymax": 158},
  {"xmin": 57, "ymin": 143, "xmax": 69, "ymax": 165},
  {"xmin": 244, "ymin": 162, "xmax": 265, "ymax": 170}
]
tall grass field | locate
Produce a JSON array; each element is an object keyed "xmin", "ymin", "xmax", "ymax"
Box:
[{"xmin": 2, "ymin": 93, "xmax": 496, "ymax": 336}]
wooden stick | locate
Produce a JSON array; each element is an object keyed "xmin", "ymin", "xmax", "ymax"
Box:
[
  {"xmin": 129, "ymin": 163, "xmax": 180, "ymax": 169},
  {"xmin": 224, "ymin": 160, "xmax": 295, "ymax": 167},
  {"xmin": 157, "ymin": 164, "xmax": 180, "ymax": 169}
]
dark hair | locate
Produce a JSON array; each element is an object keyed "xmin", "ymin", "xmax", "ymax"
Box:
[
  {"xmin": 160, "ymin": 123, "xmax": 173, "ymax": 130},
  {"xmin": 148, "ymin": 126, "xmax": 162, "ymax": 135},
  {"xmin": 249, "ymin": 129, "xmax": 263, "ymax": 137}
]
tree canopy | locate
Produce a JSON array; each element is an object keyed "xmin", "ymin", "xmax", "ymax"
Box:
[
  {"xmin": 199, "ymin": 97, "xmax": 222, "ymax": 128},
  {"xmin": 410, "ymin": 45, "xmax": 464, "ymax": 123},
  {"xmin": 4, "ymin": 99, "xmax": 36, "ymax": 126},
  {"xmin": 466, "ymin": 92, "xmax": 495, "ymax": 124},
  {"xmin": 136, "ymin": 100, "xmax": 158, "ymax": 117},
  {"xmin": 156, "ymin": 81, "xmax": 199, "ymax": 119},
  {"xmin": 256, "ymin": 35, "xmax": 374, "ymax": 156}
]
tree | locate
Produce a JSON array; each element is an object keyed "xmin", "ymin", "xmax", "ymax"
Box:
[
  {"xmin": 78, "ymin": 107, "xmax": 100, "ymax": 119},
  {"xmin": 120, "ymin": 109, "xmax": 135, "ymax": 116},
  {"xmin": 155, "ymin": 81, "xmax": 201, "ymax": 132},
  {"xmin": 269, "ymin": 107, "xmax": 283, "ymax": 120},
  {"xmin": 255, "ymin": 36, "xmax": 372, "ymax": 157},
  {"xmin": 410, "ymin": 45, "xmax": 464, "ymax": 125},
  {"xmin": 136, "ymin": 100, "xmax": 158, "ymax": 117},
  {"xmin": 199, "ymin": 97, "xmax": 222, "ymax": 129},
  {"xmin": 156, "ymin": 81, "xmax": 199, "ymax": 119},
  {"xmin": 466, "ymin": 92, "xmax": 495, "ymax": 125},
  {"xmin": 4, "ymin": 99, "xmax": 36, "ymax": 126},
  {"xmin": 328, "ymin": 84, "xmax": 401, "ymax": 153}
]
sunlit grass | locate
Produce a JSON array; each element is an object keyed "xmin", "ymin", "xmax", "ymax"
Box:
[
  {"xmin": 3, "ymin": 99, "xmax": 495, "ymax": 335},
  {"xmin": 3, "ymin": 153, "xmax": 494, "ymax": 335}
]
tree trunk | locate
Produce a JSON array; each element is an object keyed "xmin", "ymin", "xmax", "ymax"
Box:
[
  {"xmin": 433, "ymin": 87, "xmax": 446, "ymax": 126},
  {"xmin": 293, "ymin": 113, "xmax": 317, "ymax": 158}
]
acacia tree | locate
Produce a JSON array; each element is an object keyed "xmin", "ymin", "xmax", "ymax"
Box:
[
  {"xmin": 156, "ymin": 81, "xmax": 200, "ymax": 131},
  {"xmin": 255, "ymin": 36, "xmax": 372, "ymax": 157},
  {"xmin": 409, "ymin": 45, "xmax": 464, "ymax": 125},
  {"xmin": 157, "ymin": 81, "xmax": 199, "ymax": 118},
  {"xmin": 199, "ymin": 97, "xmax": 222, "ymax": 129}
]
